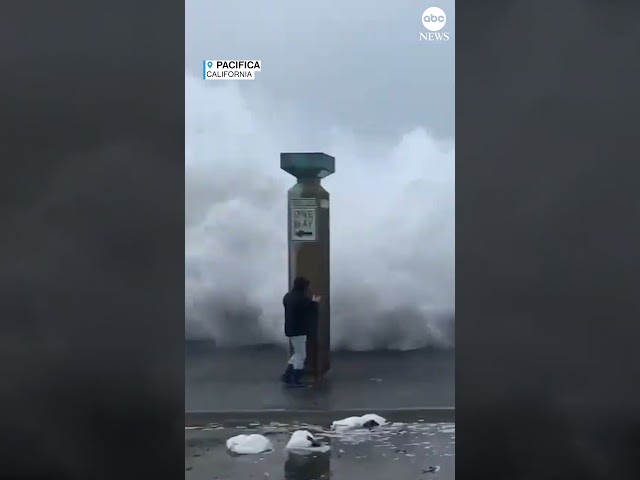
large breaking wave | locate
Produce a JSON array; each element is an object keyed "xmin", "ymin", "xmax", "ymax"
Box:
[{"xmin": 185, "ymin": 76, "xmax": 454, "ymax": 350}]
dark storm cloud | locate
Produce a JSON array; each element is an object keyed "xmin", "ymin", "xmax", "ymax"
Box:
[
  {"xmin": 0, "ymin": 3, "xmax": 183, "ymax": 478},
  {"xmin": 457, "ymin": 0, "xmax": 640, "ymax": 477}
]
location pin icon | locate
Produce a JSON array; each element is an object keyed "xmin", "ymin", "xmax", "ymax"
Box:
[{"xmin": 207, "ymin": 61, "xmax": 213, "ymax": 68}]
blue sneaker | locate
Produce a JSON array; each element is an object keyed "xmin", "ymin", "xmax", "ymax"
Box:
[
  {"xmin": 281, "ymin": 364, "xmax": 293, "ymax": 383},
  {"xmin": 286, "ymin": 369, "xmax": 308, "ymax": 388}
]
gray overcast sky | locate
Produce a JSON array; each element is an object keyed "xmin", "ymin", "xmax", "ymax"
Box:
[{"xmin": 186, "ymin": 0, "xmax": 455, "ymax": 141}]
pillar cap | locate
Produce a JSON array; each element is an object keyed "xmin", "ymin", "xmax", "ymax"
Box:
[{"xmin": 280, "ymin": 152, "xmax": 335, "ymax": 179}]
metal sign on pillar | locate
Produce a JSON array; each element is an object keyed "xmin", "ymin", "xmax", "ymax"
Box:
[{"xmin": 280, "ymin": 152, "xmax": 335, "ymax": 382}]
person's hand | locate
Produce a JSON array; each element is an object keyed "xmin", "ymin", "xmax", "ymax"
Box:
[{"xmin": 312, "ymin": 295, "xmax": 322, "ymax": 302}]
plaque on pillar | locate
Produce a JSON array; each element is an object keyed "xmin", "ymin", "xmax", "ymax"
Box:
[{"xmin": 280, "ymin": 152, "xmax": 335, "ymax": 381}]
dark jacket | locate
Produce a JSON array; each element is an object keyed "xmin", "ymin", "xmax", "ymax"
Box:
[{"xmin": 283, "ymin": 290, "xmax": 318, "ymax": 337}]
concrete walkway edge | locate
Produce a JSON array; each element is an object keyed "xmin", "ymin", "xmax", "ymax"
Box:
[{"xmin": 185, "ymin": 407, "xmax": 455, "ymax": 427}]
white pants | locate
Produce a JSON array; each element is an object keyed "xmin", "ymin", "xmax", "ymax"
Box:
[{"xmin": 288, "ymin": 335, "xmax": 307, "ymax": 370}]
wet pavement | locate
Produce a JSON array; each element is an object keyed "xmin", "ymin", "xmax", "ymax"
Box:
[
  {"xmin": 185, "ymin": 422, "xmax": 455, "ymax": 480},
  {"xmin": 186, "ymin": 344, "xmax": 454, "ymax": 413}
]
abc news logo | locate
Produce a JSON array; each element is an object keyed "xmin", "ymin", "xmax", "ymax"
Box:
[{"xmin": 420, "ymin": 6, "xmax": 450, "ymax": 42}]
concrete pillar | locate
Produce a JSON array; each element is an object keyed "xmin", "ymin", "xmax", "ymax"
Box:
[{"xmin": 280, "ymin": 152, "xmax": 335, "ymax": 381}]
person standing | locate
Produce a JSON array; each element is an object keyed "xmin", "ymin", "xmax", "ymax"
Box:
[{"xmin": 281, "ymin": 276, "xmax": 321, "ymax": 386}]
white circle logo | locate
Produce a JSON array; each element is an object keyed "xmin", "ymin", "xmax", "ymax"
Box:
[{"xmin": 422, "ymin": 7, "xmax": 447, "ymax": 32}]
